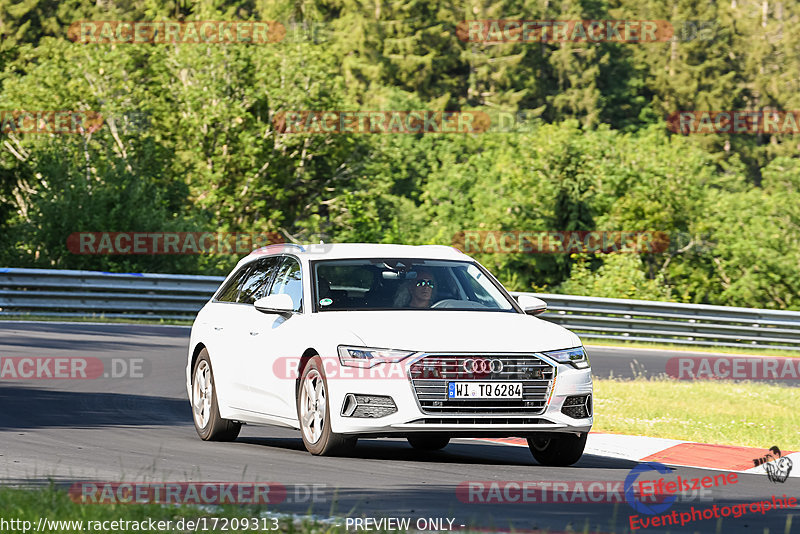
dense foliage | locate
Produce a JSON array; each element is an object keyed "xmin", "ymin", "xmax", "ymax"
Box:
[{"xmin": 0, "ymin": 0, "xmax": 798, "ymax": 309}]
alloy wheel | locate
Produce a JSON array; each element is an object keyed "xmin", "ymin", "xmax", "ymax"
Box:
[{"xmin": 300, "ymin": 369, "xmax": 326, "ymax": 443}]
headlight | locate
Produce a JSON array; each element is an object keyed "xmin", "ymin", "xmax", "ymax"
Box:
[
  {"xmin": 337, "ymin": 346, "xmax": 416, "ymax": 368},
  {"xmin": 543, "ymin": 346, "xmax": 590, "ymax": 369}
]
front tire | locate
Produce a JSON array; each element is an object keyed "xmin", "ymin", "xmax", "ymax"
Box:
[
  {"xmin": 407, "ymin": 434, "xmax": 450, "ymax": 450},
  {"xmin": 527, "ymin": 433, "xmax": 587, "ymax": 466},
  {"xmin": 192, "ymin": 349, "xmax": 241, "ymax": 441},
  {"xmin": 297, "ymin": 356, "xmax": 356, "ymax": 455}
]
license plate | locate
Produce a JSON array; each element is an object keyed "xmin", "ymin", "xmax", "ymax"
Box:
[{"xmin": 447, "ymin": 382, "xmax": 523, "ymax": 399}]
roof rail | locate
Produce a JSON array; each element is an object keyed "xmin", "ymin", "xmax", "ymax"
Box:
[{"xmin": 248, "ymin": 243, "xmax": 306, "ymax": 256}]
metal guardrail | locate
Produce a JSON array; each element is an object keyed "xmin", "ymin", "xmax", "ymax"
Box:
[
  {"xmin": 510, "ymin": 292, "xmax": 800, "ymax": 351},
  {"xmin": 1, "ymin": 267, "xmax": 798, "ymax": 350},
  {"xmin": 0, "ymin": 267, "xmax": 224, "ymax": 321}
]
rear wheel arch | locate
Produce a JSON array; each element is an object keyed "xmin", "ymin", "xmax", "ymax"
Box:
[{"xmin": 191, "ymin": 348, "xmax": 241, "ymax": 441}]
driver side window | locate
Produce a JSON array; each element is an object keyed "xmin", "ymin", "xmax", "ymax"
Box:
[{"xmin": 270, "ymin": 257, "xmax": 303, "ymax": 312}]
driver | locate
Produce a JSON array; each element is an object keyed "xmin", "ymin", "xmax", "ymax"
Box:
[
  {"xmin": 409, "ymin": 270, "xmax": 436, "ymax": 308},
  {"xmin": 393, "ymin": 269, "xmax": 437, "ymax": 308}
]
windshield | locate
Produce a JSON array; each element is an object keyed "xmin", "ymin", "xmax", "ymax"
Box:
[{"xmin": 313, "ymin": 258, "xmax": 516, "ymax": 312}]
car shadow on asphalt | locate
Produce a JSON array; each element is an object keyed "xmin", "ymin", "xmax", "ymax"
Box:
[
  {"xmin": 235, "ymin": 436, "xmax": 638, "ymax": 469},
  {"xmin": 0, "ymin": 386, "xmax": 190, "ymax": 429}
]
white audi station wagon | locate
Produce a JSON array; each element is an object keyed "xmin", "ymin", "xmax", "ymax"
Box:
[{"xmin": 186, "ymin": 243, "xmax": 593, "ymax": 465}]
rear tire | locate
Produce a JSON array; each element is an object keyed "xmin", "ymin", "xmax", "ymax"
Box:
[
  {"xmin": 527, "ymin": 433, "xmax": 587, "ymax": 466},
  {"xmin": 407, "ymin": 434, "xmax": 450, "ymax": 450},
  {"xmin": 192, "ymin": 349, "xmax": 241, "ymax": 441},
  {"xmin": 297, "ymin": 356, "xmax": 356, "ymax": 455}
]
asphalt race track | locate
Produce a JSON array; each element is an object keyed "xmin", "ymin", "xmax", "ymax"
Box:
[{"xmin": 0, "ymin": 322, "xmax": 797, "ymax": 533}]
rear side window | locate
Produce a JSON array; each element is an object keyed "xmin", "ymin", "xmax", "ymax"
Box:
[
  {"xmin": 216, "ymin": 265, "xmax": 252, "ymax": 302},
  {"xmin": 238, "ymin": 257, "xmax": 282, "ymax": 304}
]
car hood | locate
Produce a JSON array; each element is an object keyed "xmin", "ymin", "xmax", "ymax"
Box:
[{"xmin": 315, "ymin": 310, "xmax": 581, "ymax": 353}]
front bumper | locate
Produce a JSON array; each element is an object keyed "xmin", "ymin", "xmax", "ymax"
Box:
[{"xmin": 326, "ymin": 352, "xmax": 593, "ymax": 437}]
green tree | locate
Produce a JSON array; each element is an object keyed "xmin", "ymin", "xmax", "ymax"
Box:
[
  {"xmin": 699, "ymin": 157, "xmax": 800, "ymax": 309},
  {"xmin": 560, "ymin": 252, "xmax": 673, "ymax": 300}
]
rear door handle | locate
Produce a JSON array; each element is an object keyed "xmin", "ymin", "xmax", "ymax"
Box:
[
  {"xmin": 249, "ymin": 331, "xmax": 260, "ymax": 336},
  {"xmin": 213, "ymin": 326, "xmax": 223, "ymax": 331}
]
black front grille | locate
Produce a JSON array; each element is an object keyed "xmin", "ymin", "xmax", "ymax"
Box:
[
  {"xmin": 409, "ymin": 417, "xmax": 550, "ymax": 425},
  {"xmin": 408, "ymin": 354, "xmax": 555, "ymax": 415}
]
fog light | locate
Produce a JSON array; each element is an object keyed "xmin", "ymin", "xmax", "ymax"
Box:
[
  {"xmin": 341, "ymin": 394, "xmax": 397, "ymax": 418},
  {"xmin": 561, "ymin": 395, "xmax": 592, "ymax": 419}
]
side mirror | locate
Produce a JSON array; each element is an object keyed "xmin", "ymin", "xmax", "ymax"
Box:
[
  {"xmin": 254, "ymin": 294, "xmax": 295, "ymax": 315},
  {"xmin": 517, "ymin": 295, "xmax": 547, "ymax": 316}
]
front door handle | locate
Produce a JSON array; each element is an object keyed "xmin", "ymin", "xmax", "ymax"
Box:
[
  {"xmin": 213, "ymin": 326, "xmax": 223, "ymax": 331},
  {"xmin": 249, "ymin": 331, "xmax": 260, "ymax": 336}
]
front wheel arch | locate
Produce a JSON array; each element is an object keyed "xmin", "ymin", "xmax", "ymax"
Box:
[
  {"xmin": 190, "ymin": 343, "xmax": 207, "ymax": 383},
  {"xmin": 295, "ymin": 348, "xmax": 319, "ymax": 397},
  {"xmin": 296, "ymin": 355, "xmax": 356, "ymax": 455}
]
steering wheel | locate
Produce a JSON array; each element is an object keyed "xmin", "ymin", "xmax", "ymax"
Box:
[{"xmin": 431, "ymin": 299, "xmax": 488, "ymax": 309}]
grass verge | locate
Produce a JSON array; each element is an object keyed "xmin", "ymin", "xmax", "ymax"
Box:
[
  {"xmin": 593, "ymin": 377, "xmax": 800, "ymax": 449},
  {"xmin": 586, "ymin": 340, "xmax": 800, "ymax": 358},
  {"xmin": 0, "ymin": 485, "xmax": 335, "ymax": 533}
]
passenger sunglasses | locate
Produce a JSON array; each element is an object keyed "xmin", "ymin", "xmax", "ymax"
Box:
[{"xmin": 416, "ymin": 279, "xmax": 435, "ymax": 288}]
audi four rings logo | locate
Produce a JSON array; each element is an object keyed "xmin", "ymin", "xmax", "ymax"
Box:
[{"xmin": 463, "ymin": 358, "xmax": 503, "ymax": 373}]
